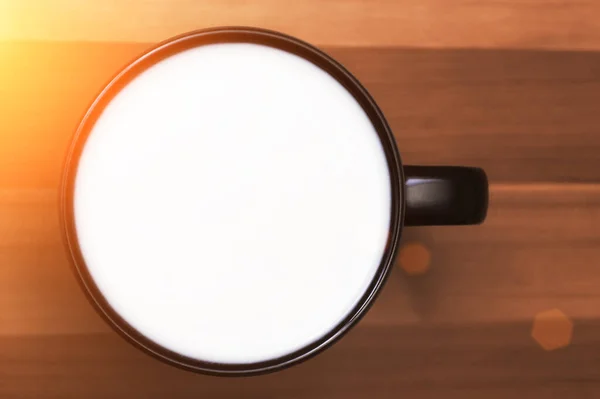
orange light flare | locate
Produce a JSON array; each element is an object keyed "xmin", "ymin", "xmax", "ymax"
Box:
[
  {"xmin": 531, "ymin": 309, "xmax": 574, "ymax": 351},
  {"xmin": 398, "ymin": 241, "xmax": 431, "ymax": 276}
]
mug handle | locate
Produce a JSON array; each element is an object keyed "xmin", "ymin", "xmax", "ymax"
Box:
[{"xmin": 403, "ymin": 166, "xmax": 489, "ymax": 226}]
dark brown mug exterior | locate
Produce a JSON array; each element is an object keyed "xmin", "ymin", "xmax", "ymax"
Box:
[{"xmin": 60, "ymin": 26, "xmax": 488, "ymax": 377}]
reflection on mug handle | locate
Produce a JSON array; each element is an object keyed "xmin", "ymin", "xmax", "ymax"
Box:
[{"xmin": 404, "ymin": 166, "xmax": 489, "ymax": 226}]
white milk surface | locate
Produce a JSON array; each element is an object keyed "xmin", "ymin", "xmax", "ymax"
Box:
[{"xmin": 74, "ymin": 43, "xmax": 392, "ymax": 364}]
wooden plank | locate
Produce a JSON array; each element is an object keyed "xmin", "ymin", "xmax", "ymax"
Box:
[
  {"xmin": 337, "ymin": 48, "xmax": 600, "ymax": 183},
  {"xmin": 1, "ymin": 0, "xmax": 600, "ymax": 50},
  {"xmin": 0, "ymin": 184, "xmax": 598, "ymax": 335},
  {"xmin": 1, "ymin": 43, "xmax": 600, "ymax": 187},
  {"xmin": 1, "ymin": 325, "xmax": 600, "ymax": 398}
]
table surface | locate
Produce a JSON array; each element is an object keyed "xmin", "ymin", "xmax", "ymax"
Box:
[{"xmin": 1, "ymin": 1, "xmax": 600, "ymax": 397}]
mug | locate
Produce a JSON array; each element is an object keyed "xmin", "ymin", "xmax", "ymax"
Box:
[{"xmin": 60, "ymin": 27, "xmax": 488, "ymax": 376}]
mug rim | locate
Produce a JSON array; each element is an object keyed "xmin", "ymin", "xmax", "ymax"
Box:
[{"xmin": 60, "ymin": 26, "xmax": 405, "ymax": 376}]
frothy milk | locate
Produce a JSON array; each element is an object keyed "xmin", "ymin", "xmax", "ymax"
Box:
[{"xmin": 74, "ymin": 43, "xmax": 392, "ymax": 364}]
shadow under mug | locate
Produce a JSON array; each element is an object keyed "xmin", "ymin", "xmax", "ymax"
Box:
[{"xmin": 60, "ymin": 26, "xmax": 489, "ymax": 376}]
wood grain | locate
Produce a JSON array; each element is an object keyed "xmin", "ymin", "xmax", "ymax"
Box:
[
  {"xmin": 1, "ymin": 0, "xmax": 600, "ymax": 50},
  {"xmin": 2, "ymin": 324, "xmax": 600, "ymax": 398},
  {"xmin": 1, "ymin": 43, "xmax": 600, "ymax": 188},
  {"xmin": 1, "ymin": 184, "xmax": 598, "ymax": 337}
]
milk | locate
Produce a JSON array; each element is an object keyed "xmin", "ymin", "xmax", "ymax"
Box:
[{"xmin": 73, "ymin": 42, "xmax": 392, "ymax": 364}]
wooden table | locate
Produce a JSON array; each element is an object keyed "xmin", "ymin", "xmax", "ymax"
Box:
[{"xmin": 1, "ymin": 1, "xmax": 600, "ymax": 397}]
